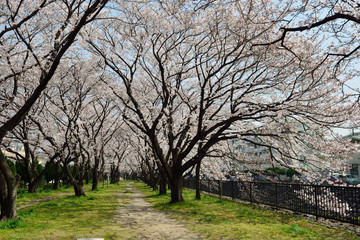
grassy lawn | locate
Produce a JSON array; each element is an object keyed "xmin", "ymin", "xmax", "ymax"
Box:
[
  {"xmin": 133, "ymin": 182, "xmax": 360, "ymax": 240},
  {"xmin": 16, "ymin": 185, "xmax": 74, "ymax": 208},
  {"xmin": 0, "ymin": 182, "xmax": 133, "ymax": 240},
  {"xmin": 2, "ymin": 181, "xmax": 359, "ymax": 240}
]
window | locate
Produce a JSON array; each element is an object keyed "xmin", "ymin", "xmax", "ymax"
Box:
[{"xmin": 350, "ymin": 164, "xmax": 359, "ymax": 176}]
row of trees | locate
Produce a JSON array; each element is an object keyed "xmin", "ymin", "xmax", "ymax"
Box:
[
  {"xmin": 0, "ymin": 0, "xmax": 110, "ymax": 220},
  {"xmin": 1, "ymin": 0, "xmax": 360, "ymax": 220},
  {"xmin": 5, "ymin": 158, "xmax": 114, "ymax": 192},
  {"xmin": 89, "ymin": 0, "xmax": 360, "ymax": 202}
]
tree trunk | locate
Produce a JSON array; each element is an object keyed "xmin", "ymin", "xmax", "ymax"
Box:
[
  {"xmin": 170, "ymin": 174, "xmax": 184, "ymax": 203},
  {"xmin": 62, "ymin": 163, "xmax": 85, "ymax": 197},
  {"xmin": 0, "ymin": 182, "xmax": 19, "ymax": 220},
  {"xmin": 28, "ymin": 166, "xmax": 50, "ymax": 193},
  {"xmin": 85, "ymin": 164, "xmax": 90, "ymax": 185},
  {"xmin": 110, "ymin": 165, "xmax": 120, "ymax": 184},
  {"xmin": 63, "ymin": 171, "xmax": 72, "ymax": 187},
  {"xmin": 92, "ymin": 168, "xmax": 98, "ymax": 191},
  {"xmin": 53, "ymin": 177, "xmax": 60, "ymax": 190},
  {"xmin": 73, "ymin": 181, "xmax": 86, "ymax": 196},
  {"xmin": 0, "ymin": 153, "xmax": 20, "ymax": 220},
  {"xmin": 26, "ymin": 153, "xmax": 51, "ymax": 193},
  {"xmin": 102, "ymin": 173, "xmax": 105, "ymax": 188},
  {"xmin": 72, "ymin": 164, "xmax": 78, "ymax": 181},
  {"xmin": 52, "ymin": 162, "xmax": 60, "ymax": 190},
  {"xmin": 159, "ymin": 170, "xmax": 167, "ymax": 195},
  {"xmin": 0, "ymin": 170, "xmax": 8, "ymax": 218},
  {"xmin": 152, "ymin": 175, "xmax": 159, "ymax": 191},
  {"xmin": 28, "ymin": 178, "xmax": 40, "ymax": 193},
  {"xmin": 92, "ymin": 158, "xmax": 99, "ymax": 191},
  {"xmin": 195, "ymin": 161, "xmax": 201, "ymax": 200}
]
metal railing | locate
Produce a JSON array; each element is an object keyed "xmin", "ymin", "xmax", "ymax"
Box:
[{"xmin": 183, "ymin": 178, "xmax": 360, "ymax": 225}]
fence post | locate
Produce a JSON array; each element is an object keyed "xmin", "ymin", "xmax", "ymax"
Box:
[
  {"xmin": 219, "ymin": 179, "xmax": 223, "ymax": 202},
  {"xmin": 315, "ymin": 185, "xmax": 319, "ymax": 221},
  {"xmin": 231, "ymin": 180, "xmax": 234, "ymax": 200}
]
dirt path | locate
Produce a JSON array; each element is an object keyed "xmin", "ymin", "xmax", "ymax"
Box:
[
  {"xmin": 113, "ymin": 183, "xmax": 203, "ymax": 240},
  {"xmin": 17, "ymin": 192, "xmax": 72, "ymax": 210}
]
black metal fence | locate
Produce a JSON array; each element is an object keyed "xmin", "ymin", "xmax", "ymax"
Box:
[{"xmin": 183, "ymin": 178, "xmax": 360, "ymax": 225}]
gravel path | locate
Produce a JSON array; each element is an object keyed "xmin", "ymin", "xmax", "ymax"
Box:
[{"xmin": 113, "ymin": 183, "xmax": 203, "ymax": 240}]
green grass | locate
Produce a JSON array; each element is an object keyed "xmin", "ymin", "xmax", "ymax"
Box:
[
  {"xmin": 0, "ymin": 219, "xmax": 28, "ymax": 230},
  {"xmin": 0, "ymin": 182, "xmax": 134, "ymax": 240},
  {"xmin": 2, "ymin": 181, "xmax": 359, "ymax": 240},
  {"xmin": 133, "ymin": 182, "xmax": 360, "ymax": 240},
  {"xmin": 16, "ymin": 185, "xmax": 74, "ymax": 208}
]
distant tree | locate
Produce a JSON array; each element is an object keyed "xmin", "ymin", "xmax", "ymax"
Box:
[
  {"xmin": 108, "ymin": 134, "xmax": 129, "ymax": 184},
  {"xmin": 3, "ymin": 117, "xmax": 52, "ymax": 193},
  {"xmin": 44, "ymin": 161, "xmax": 63, "ymax": 190},
  {"xmin": 16, "ymin": 158, "xmax": 44, "ymax": 188}
]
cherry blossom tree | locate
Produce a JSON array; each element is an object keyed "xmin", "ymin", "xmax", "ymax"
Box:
[
  {"xmin": 32, "ymin": 57, "xmax": 112, "ymax": 196},
  {"xmin": 106, "ymin": 127, "xmax": 132, "ymax": 184},
  {"xmin": 0, "ymin": 0, "xmax": 108, "ymax": 220},
  {"xmin": 85, "ymin": 98, "xmax": 122, "ymax": 191},
  {"xmin": 0, "ymin": 0, "xmax": 358, "ymax": 216},
  {"xmin": 32, "ymin": 62, "xmax": 94, "ymax": 196},
  {"xmin": 129, "ymin": 133, "xmax": 165, "ymax": 191},
  {"xmin": 254, "ymin": 0, "xmax": 360, "ymax": 95},
  {"xmin": 2, "ymin": 117, "xmax": 53, "ymax": 193},
  {"xmin": 89, "ymin": 0, "xmax": 359, "ymax": 203}
]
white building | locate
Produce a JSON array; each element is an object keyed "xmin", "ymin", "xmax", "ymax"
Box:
[{"xmin": 344, "ymin": 134, "xmax": 360, "ymax": 178}]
